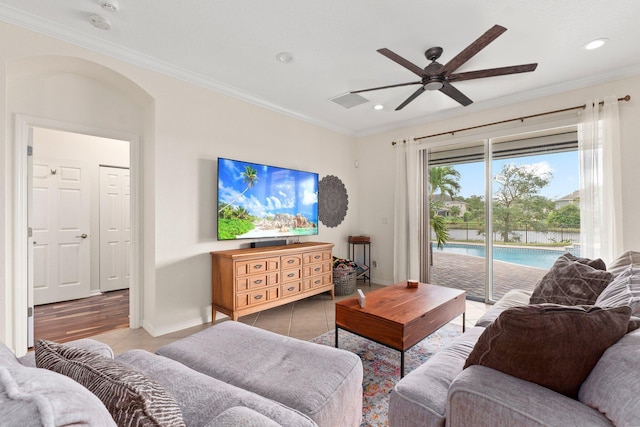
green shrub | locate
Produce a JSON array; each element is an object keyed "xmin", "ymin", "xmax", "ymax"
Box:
[{"xmin": 218, "ymin": 218, "xmax": 255, "ymax": 240}]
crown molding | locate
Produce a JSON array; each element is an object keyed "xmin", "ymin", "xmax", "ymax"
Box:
[{"xmin": 0, "ymin": 5, "xmax": 355, "ymax": 137}]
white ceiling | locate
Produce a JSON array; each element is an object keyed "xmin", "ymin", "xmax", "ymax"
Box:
[{"xmin": 1, "ymin": 0, "xmax": 640, "ymax": 137}]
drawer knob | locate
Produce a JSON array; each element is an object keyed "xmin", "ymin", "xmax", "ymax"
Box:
[
  {"xmin": 314, "ymin": 280, "xmax": 321, "ymax": 285},
  {"xmin": 314, "ymin": 267, "xmax": 320, "ymax": 272},
  {"xmin": 287, "ymin": 286, "xmax": 295, "ymax": 292},
  {"xmin": 288, "ymin": 259, "xmax": 295, "ymax": 264},
  {"xmin": 254, "ymin": 279, "xmax": 263, "ymax": 284},
  {"xmin": 314, "ymin": 255, "xmax": 320, "ymax": 260},
  {"xmin": 254, "ymin": 265, "xmax": 263, "ymax": 269},
  {"xmin": 288, "ymin": 273, "xmax": 295, "ymax": 278},
  {"xmin": 254, "ymin": 294, "xmax": 263, "ymax": 300}
]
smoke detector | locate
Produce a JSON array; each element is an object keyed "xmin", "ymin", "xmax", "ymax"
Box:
[
  {"xmin": 89, "ymin": 14, "xmax": 112, "ymax": 30},
  {"xmin": 100, "ymin": 1, "xmax": 119, "ymax": 13}
]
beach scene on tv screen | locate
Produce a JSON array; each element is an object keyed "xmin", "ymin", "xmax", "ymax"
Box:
[{"xmin": 217, "ymin": 158, "xmax": 319, "ymax": 240}]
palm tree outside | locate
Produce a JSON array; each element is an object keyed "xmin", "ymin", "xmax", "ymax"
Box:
[{"xmin": 429, "ymin": 166, "xmax": 461, "ymax": 248}]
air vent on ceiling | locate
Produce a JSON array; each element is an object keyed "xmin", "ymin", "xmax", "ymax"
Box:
[{"xmin": 330, "ymin": 93, "xmax": 369, "ymax": 109}]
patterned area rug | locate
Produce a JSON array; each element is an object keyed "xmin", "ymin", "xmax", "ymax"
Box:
[{"xmin": 310, "ymin": 324, "xmax": 462, "ymax": 427}]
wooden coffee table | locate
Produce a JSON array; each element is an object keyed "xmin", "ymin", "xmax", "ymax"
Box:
[{"xmin": 335, "ymin": 282, "xmax": 466, "ymax": 377}]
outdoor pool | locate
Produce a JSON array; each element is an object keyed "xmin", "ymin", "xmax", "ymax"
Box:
[{"xmin": 433, "ymin": 243, "xmax": 575, "ymax": 270}]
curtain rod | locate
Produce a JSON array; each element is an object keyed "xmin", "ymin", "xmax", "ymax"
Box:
[{"xmin": 391, "ymin": 95, "xmax": 631, "ymax": 145}]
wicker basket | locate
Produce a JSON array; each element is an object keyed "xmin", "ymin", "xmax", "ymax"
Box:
[{"xmin": 333, "ymin": 264, "xmax": 357, "ymax": 296}]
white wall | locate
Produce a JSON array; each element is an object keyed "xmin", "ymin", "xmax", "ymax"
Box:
[
  {"xmin": 356, "ymin": 75, "xmax": 640, "ymax": 285},
  {"xmin": 33, "ymin": 127, "xmax": 130, "ymax": 295},
  {"xmin": 0, "ymin": 22, "xmax": 359, "ymax": 351},
  {"xmin": 5, "ymin": 19, "xmax": 638, "ymax": 351}
]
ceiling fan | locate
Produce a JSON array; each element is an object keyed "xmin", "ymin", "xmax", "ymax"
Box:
[{"xmin": 351, "ymin": 25, "xmax": 538, "ymax": 110}]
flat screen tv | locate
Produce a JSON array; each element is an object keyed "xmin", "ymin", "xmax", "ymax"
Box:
[{"xmin": 217, "ymin": 157, "xmax": 319, "ymax": 241}]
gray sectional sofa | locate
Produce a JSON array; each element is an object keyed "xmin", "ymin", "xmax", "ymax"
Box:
[
  {"xmin": 389, "ymin": 251, "xmax": 640, "ymax": 427},
  {"xmin": 1, "ymin": 321, "xmax": 363, "ymax": 426}
]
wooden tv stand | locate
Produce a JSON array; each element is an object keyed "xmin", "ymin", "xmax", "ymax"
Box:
[{"xmin": 210, "ymin": 242, "xmax": 334, "ymax": 321}]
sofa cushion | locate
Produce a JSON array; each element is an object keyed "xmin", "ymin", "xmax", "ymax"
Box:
[
  {"xmin": 529, "ymin": 253, "xmax": 613, "ymax": 305},
  {"xmin": 579, "ymin": 327, "xmax": 640, "ymax": 426},
  {"xmin": 475, "ymin": 289, "xmax": 531, "ymax": 327},
  {"xmin": 596, "ymin": 266, "xmax": 640, "ymax": 317},
  {"xmin": 464, "ymin": 304, "xmax": 631, "ymax": 398},
  {"xmin": 117, "ymin": 349, "xmax": 316, "ymax": 427},
  {"xmin": 607, "ymin": 250, "xmax": 640, "ymax": 276},
  {"xmin": 157, "ymin": 321, "xmax": 362, "ymax": 427},
  {"xmin": 206, "ymin": 406, "xmax": 283, "ymax": 427},
  {"xmin": 35, "ymin": 340, "xmax": 185, "ymax": 427},
  {"xmin": 388, "ymin": 326, "xmax": 485, "ymax": 427},
  {"xmin": 0, "ymin": 364, "xmax": 116, "ymax": 427},
  {"xmin": 448, "ymin": 365, "xmax": 613, "ymax": 427}
]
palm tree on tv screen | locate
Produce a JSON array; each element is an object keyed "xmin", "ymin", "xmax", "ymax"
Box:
[{"xmin": 218, "ymin": 165, "xmax": 259, "ymax": 213}]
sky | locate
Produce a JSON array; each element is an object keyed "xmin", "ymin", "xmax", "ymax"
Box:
[
  {"xmin": 217, "ymin": 158, "xmax": 318, "ymax": 219},
  {"xmin": 453, "ymin": 151, "xmax": 579, "ymax": 200}
]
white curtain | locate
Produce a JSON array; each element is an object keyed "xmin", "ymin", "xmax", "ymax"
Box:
[
  {"xmin": 578, "ymin": 96, "xmax": 623, "ymax": 263},
  {"xmin": 393, "ymin": 138, "xmax": 421, "ymax": 282}
]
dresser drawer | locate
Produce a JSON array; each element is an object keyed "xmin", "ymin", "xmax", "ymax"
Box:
[
  {"xmin": 235, "ymin": 257, "xmax": 280, "ymax": 276},
  {"xmin": 236, "ymin": 287, "xmax": 279, "ymax": 308},
  {"xmin": 236, "ymin": 272, "xmax": 279, "ymax": 292},
  {"xmin": 281, "ymin": 281, "xmax": 302, "ymax": 296},
  {"xmin": 282, "ymin": 268, "xmax": 302, "ymax": 283},
  {"xmin": 304, "ymin": 272, "xmax": 332, "ymax": 290},
  {"xmin": 303, "ymin": 261, "xmax": 332, "ymax": 277},
  {"xmin": 303, "ymin": 250, "xmax": 331, "ymax": 265},
  {"xmin": 281, "ymin": 254, "xmax": 302, "ymax": 268}
]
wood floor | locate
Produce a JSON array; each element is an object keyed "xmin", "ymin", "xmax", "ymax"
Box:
[{"xmin": 34, "ymin": 289, "xmax": 130, "ymax": 344}]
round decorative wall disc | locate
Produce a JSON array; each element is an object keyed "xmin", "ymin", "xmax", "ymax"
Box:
[{"xmin": 318, "ymin": 175, "xmax": 348, "ymax": 228}]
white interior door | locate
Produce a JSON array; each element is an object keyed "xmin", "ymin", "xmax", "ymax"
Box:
[
  {"xmin": 100, "ymin": 166, "xmax": 131, "ymax": 292},
  {"xmin": 33, "ymin": 159, "xmax": 91, "ymax": 305}
]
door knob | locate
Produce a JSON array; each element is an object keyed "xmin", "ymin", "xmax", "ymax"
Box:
[{"xmin": 76, "ymin": 233, "xmax": 88, "ymax": 239}]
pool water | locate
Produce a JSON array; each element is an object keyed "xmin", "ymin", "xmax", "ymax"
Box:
[{"xmin": 433, "ymin": 243, "xmax": 572, "ymax": 270}]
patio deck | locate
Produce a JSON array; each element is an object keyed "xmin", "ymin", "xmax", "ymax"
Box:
[{"xmin": 430, "ymin": 251, "xmax": 548, "ymax": 301}]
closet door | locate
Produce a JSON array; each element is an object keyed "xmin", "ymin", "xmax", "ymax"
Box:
[
  {"xmin": 33, "ymin": 159, "xmax": 91, "ymax": 305},
  {"xmin": 99, "ymin": 166, "xmax": 130, "ymax": 292}
]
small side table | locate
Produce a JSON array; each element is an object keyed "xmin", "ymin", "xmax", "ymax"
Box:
[{"xmin": 348, "ymin": 236, "xmax": 371, "ymax": 286}]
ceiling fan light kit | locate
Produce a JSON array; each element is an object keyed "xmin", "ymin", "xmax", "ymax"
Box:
[{"xmin": 351, "ymin": 24, "xmax": 538, "ymax": 111}]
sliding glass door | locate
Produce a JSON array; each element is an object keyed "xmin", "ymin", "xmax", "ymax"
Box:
[
  {"xmin": 428, "ymin": 140, "xmax": 487, "ymax": 301},
  {"xmin": 426, "ymin": 126, "xmax": 580, "ymax": 302}
]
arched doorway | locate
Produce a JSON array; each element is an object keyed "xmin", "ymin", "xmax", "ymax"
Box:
[{"xmin": 8, "ymin": 55, "xmax": 153, "ymax": 354}]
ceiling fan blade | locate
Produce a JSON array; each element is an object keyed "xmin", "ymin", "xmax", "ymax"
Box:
[
  {"xmin": 377, "ymin": 48, "xmax": 426, "ymax": 77},
  {"xmin": 395, "ymin": 86, "xmax": 426, "ymax": 110},
  {"xmin": 438, "ymin": 25, "xmax": 507, "ymax": 77},
  {"xmin": 448, "ymin": 63, "xmax": 538, "ymax": 82},
  {"xmin": 350, "ymin": 80, "xmax": 422, "ymax": 94},
  {"xmin": 439, "ymin": 81, "xmax": 473, "ymax": 106}
]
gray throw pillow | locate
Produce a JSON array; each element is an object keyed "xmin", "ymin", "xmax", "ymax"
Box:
[
  {"xmin": 464, "ymin": 304, "xmax": 631, "ymax": 398},
  {"xmin": 595, "ymin": 266, "xmax": 640, "ymax": 317},
  {"xmin": 529, "ymin": 253, "xmax": 613, "ymax": 305},
  {"xmin": 607, "ymin": 250, "xmax": 640, "ymax": 276},
  {"xmin": 35, "ymin": 340, "xmax": 185, "ymax": 427}
]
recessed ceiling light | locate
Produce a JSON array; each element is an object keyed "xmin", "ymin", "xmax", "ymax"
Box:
[
  {"xmin": 373, "ymin": 104, "xmax": 384, "ymax": 110},
  {"xmin": 584, "ymin": 38, "xmax": 608, "ymax": 50},
  {"xmin": 89, "ymin": 14, "xmax": 111, "ymax": 30},
  {"xmin": 100, "ymin": 1, "xmax": 119, "ymax": 13},
  {"xmin": 275, "ymin": 52, "xmax": 295, "ymax": 64}
]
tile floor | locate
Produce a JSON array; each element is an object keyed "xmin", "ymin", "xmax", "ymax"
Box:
[{"xmin": 88, "ymin": 283, "xmax": 491, "ymax": 355}]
